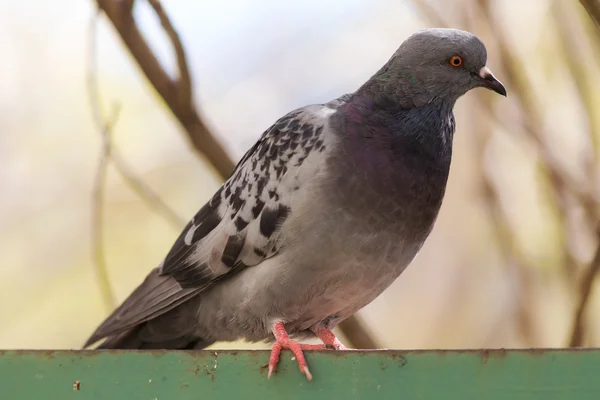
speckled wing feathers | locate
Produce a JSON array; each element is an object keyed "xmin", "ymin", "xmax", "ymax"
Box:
[
  {"xmin": 85, "ymin": 104, "xmax": 333, "ymax": 346},
  {"xmin": 160, "ymin": 106, "xmax": 328, "ymax": 288}
]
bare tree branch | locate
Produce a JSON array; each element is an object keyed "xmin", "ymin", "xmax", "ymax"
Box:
[
  {"xmin": 94, "ymin": 0, "xmax": 377, "ymax": 349},
  {"xmin": 581, "ymin": 0, "xmax": 600, "ymax": 31},
  {"xmin": 147, "ymin": 0, "xmax": 192, "ymax": 107},
  {"xmin": 96, "ymin": 0, "xmax": 235, "ymax": 179}
]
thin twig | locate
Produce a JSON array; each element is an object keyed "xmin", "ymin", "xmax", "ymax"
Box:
[
  {"xmin": 88, "ymin": 7, "xmax": 118, "ymax": 311},
  {"xmin": 570, "ymin": 225, "xmax": 600, "ymax": 347},
  {"xmin": 568, "ymin": 0, "xmax": 600, "ymax": 348},
  {"xmin": 554, "ymin": 0, "xmax": 599, "ymax": 170},
  {"xmin": 468, "ymin": 0, "xmax": 538, "ymax": 341},
  {"xmin": 473, "ymin": 96, "xmax": 538, "ymax": 344},
  {"xmin": 88, "ymin": 6, "xmax": 185, "ymax": 311},
  {"xmin": 109, "ymin": 149, "xmax": 185, "ymax": 228},
  {"xmin": 89, "ymin": 4, "xmax": 184, "ymax": 230},
  {"xmin": 91, "ymin": 105, "xmax": 121, "ymax": 311}
]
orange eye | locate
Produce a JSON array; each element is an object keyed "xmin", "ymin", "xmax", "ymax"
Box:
[{"xmin": 449, "ymin": 55, "xmax": 463, "ymax": 67}]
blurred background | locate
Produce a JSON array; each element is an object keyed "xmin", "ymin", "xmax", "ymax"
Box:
[{"xmin": 2, "ymin": 0, "xmax": 600, "ymax": 350}]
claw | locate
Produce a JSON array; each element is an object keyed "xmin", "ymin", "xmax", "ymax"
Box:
[
  {"xmin": 267, "ymin": 364, "xmax": 275, "ymax": 379},
  {"xmin": 267, "ymin": 321, "xmax": 329, "ymax": 381},
  {"xmin": 302, "ymin": 365, "xmax": 313, "ymax": 381}
]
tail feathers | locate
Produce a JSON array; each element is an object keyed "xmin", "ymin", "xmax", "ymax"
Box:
[
  {"xmin": 88, "ymin": 299, "xmax": 215, "ymax": 350},
  {"xmin": 84, "ymin": 267, "xmax": 202, "ymax": 348},
  {"xmin": 95, "ymin": 326, "xmax": 215, "ymax": 350}
]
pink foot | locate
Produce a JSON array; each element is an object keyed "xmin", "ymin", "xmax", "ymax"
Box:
[
  {"xmin": 268, "ymin": 322, "xmax": 329, "ymax": 381},
  {"xmin": 314, "ymin": 327, "xmax": 349, "ymax": 350}
]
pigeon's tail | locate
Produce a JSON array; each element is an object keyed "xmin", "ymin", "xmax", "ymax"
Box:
[
  {"xmin": 84, "ymin": 267, "xmax": 210, "ymax": 350},
  {"xmin": 95, "ymin": 326, "xmax": 215, "ymax": 350}
]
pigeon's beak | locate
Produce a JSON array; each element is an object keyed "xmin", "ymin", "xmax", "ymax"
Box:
[{"xmin": 478, "ymin": 66, "xmax": 507, "ymax": 97}]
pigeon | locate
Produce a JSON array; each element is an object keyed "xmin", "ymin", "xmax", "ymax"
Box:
[{"xmin": 84, "ymin": 28, "xmax": 506, "ymax": 381}]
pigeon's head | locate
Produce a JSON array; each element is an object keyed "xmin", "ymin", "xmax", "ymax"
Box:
[{"xmin": 367, "ymin": 28, "xmax": 506, "ymax": 108}]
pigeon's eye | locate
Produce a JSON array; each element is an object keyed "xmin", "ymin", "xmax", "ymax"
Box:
[{"xmin": 449, "ymin": 56, "xmax": 463, "ymax": 67}]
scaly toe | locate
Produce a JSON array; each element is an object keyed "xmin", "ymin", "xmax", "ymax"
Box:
[{"xmin": 301, "ymin": 365, "xmax": 313, "ymax": 381}]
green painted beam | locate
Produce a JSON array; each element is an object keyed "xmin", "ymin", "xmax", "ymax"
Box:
[{"xmin": 1, "ymin": 349, "xmax": 598, "ymax": 399}]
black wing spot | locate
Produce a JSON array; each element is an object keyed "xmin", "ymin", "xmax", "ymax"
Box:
[
  {"xmin": 259, "ymin": 143, "xmax": 269, "ymax": 158},
  {"xmin": 230, "ymin": 187, "xmax": 244, "ymax": 211},
  {"xmin": 301, "ymin": 124, "xmax": 313, "ymax": 139},
  {"xmin": 234, "ymin": 216, "xmax": 249, "ymax": 231},
  {"xmin": 260, "ymin": 204, "xmax": 291, "ymax": 238},
  {"xmin": 252, "ymin": 198, "xmax": 265, "ymax": 218},
  {"xmin": 256, "ymin": 177, "xmax": 267, "ymax": 196},
  {"xmin": 268, "ymin": 145, "xmax": 278, "ymax": 160},
  {"xmin": 274, "ymin": 165, "xmax": 284, "ymax": 179},
  {"xmin": 254, "ymin": 248, "xmax": 267, "ymax": 258},
  {"xmin": 221, "ymin": 234, "xmax": 246, "ymax": 268},
  {"xmin": 191, "ymin": 207, "xmax": 221, "ymax": 243},
  {"xmin": 210, "ymin": 187, "xmax": 223, "ymax": 207}
]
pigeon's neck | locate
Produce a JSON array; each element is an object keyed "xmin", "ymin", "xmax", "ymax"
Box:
[
  {"xmin": 331, "ymin": 91, "xmax": 455, "ymax": 162},
  {"xmin": 329, "ymin": 90, "xmax": 455, "ymax": 203}
]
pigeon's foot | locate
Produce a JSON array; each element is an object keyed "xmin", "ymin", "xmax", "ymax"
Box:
[
  {"xmin": 268, "ymin": 321, "xmax": 330, "ymax": 381},
  {"xmin": 313, "ymin": 327, "xmax": 348, "ymax": 350}
]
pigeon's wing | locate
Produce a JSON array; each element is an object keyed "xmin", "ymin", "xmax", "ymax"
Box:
[
  {"xmin": 84, "ymin": 103, "xmax": 335, "ymax": 347},
  {"xmin": 160, "ymin": 104, "xmax": 331, "ymax": 288}
]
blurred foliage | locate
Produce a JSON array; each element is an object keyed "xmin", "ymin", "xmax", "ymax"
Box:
[{"xmin": 2, "ymin": 0, "xmax": 600, "ymax": 350}]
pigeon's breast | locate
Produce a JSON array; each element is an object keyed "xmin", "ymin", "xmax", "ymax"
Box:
[
  {"xmin": 325, "ymin": 102, "xmax": 455, "ymax": 239},
  {"xmin": 261, "ymin": 132, "xmax": 452, "ymax": 332},
  {"xmin": 326, "ymin": 140, "xmax": 451, "ymax": 242},
  {"xmin": 269, "ymin": 195, "xmax": 428, "ymax": 334}
]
